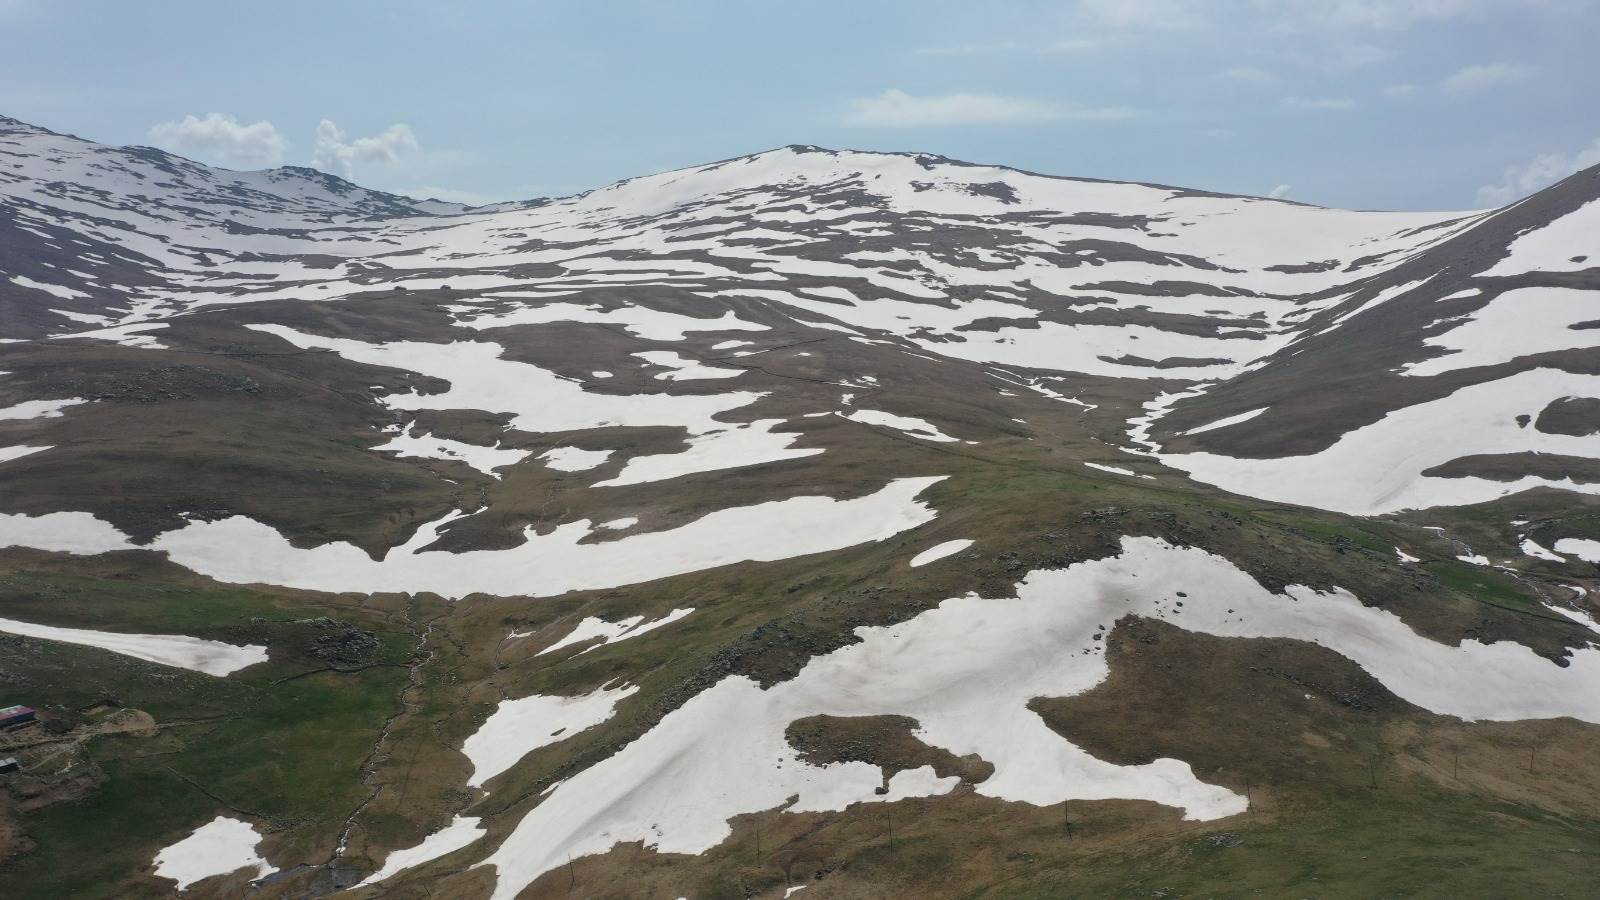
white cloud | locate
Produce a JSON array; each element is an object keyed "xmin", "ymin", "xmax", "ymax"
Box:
[
  {"xmin": 1220, "ymin": 66, "xmax": 1280, "ymax": 84},
  {"xmin": 1079, "ymin": 0, "xmax": 1198, "ymax": 28},
  {"xmin": 1253, "ymin": 0, "xmax": 1495, "ymax": 31},
  {"xmin": 844, "ymin": 89, "xmax": 1137, "ymax": 127},
  {"xmin": 1043, "ymin": 38, "xmax": 1099, "ymax": 53},
  {"xmin": 146, "ymin": 113, "xmax": 286, "ymax": 168},
  {"xmin": 1383, "ymin": 82, "xmax": 1419, "ymax": 97},
  {"xmin": 1282, "ymin": 96, "xmax": 1358, "ymax": 110},
  {"xmin": 311, "ymin": 119, "xmax": 419, "ymax": 178},
  {"xmin": 916, "ymin": 38, "xmax": 1099, "ymax": 56},
  {"xmin": 1324, "ymin": 42, "xmax": 1390, "ymax": 68},
  {"xmin": 1476, "ymin": 136, "xmax": 1600, "ymax": 206},
  {"xmin": 1442, "ymin": 62, "xmax": 1532, "ymax": 93},
  {"xmin": 1268, "ymin": 184, "xmax": 1293, "ymax": 199},
  {"xmin": 915, "ymin": 42, "xmax": 1020, "ymax": 56},
  {"xmin": 1204, "ymin": 127, "xmax": 1238, "ymax": 140}
]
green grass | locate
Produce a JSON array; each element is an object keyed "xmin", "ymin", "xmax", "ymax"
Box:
[
  {"xmin": 1427, "ymin": 559, "xmax": 1542, "ymax": 615},
  {"xmin": 994, "ymin": 787, "xmax": 1600, "ymax": 899},
  {"xmin": 0, "ymin": 564, "xmax": 413, "ymax": 897}
]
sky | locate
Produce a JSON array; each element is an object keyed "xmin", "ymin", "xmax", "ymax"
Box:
[{"xmin": 2, "ymin": 0, "xmax": 1597, "ymax": 211}]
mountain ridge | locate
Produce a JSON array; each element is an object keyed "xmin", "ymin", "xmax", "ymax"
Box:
[{"xmin": 1, "ymin": 113, "xmax": 1598, "ymax": 899}]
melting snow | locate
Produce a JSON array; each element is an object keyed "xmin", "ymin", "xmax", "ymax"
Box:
[
  {"xmin": 1154, "ymin": 369, "xmax": 1600, "ymax": 515},
  {"xmin": 0, "ymin": 397, "xmax": 87, "ymax": 420},
  {"xmin": 540, "ymin": 446, "xmax": 612, "ymax": 471},
  {"xmin": 633, "ymin": 350, "xmax": 745, "ymax": 381},
  {"xmin": 0, "ymin": 445, "xmax": 49, "ymax": 464},
  {"xmin": 1544, "ymin": 603, "xmax": 1600, "ymax": 636},
  {"xmin": 841, "ymin": 409, "xmax": 958, "ymax": 443},
  {"xmin": 534, "ymin": 608, "xmax": 695, "ymax": 657},
  {"xmin": 358, "ymin": 815, "xmax": 486, "ymax": 887},
  {"xmin": 462, "ymin": 681, "xmax": 638, "ymax": 787},
  {"xmin": 10, "ymin": 274, "xmax": 87, "ymax": 300},
  {"xmin": 478, "ymin": 536, "xmax": 1600, "ymax": 899},
  {"xmin": 1085, "ymin": 462, "xmax": 1155, "ymax": 480},
  {"xmin": 375, "ymin": 424, "xmax": 531, "ymax": 477},
  {"xmin": 460, "ymin": 303, "xmax": 767, "ymax": 342},
  {"xmin": 0, "ymin": 616, "xmax": 267, "ymax": 676},
  {"xmin": 1521, "ymin": 538, "xmax": 1565, "ymax": 562},
  {"xmin": 151, "ymin": 816, "xmax": 276, "ymax": 891},
  {"xmin": 1181, "ymin": 407, "xmax": 1267, "ymax": 436},
  {"xmin": 1554, "ymin": 538, "xmax": 1600, "ymax": 563},
  {"xmin": 0, "ymin": 477, "xmax": 945, "ymax": 599},
  {"xmin": 1404, "ymin": 287, "xmax": 1600, "ymax": 377},
  {"xmin": 909, "ymin": 539, "xmax": 974, "ymax": 568},
  {"xmin": 51, "ymin": 322, "xmax": 169, "ymax": 349},
  {"xmin": 593, "ymin": 419, "xmax": 821, "ymax": 486}
]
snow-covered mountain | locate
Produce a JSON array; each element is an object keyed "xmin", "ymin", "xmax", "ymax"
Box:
[{"xmin": 1, "ymin": 116, "xmax": 1598, "ymax": 899}]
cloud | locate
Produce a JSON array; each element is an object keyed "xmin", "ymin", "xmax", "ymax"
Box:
[
  {"xmin": 1043, "ymin": 38, "xmax": 1099, "ymax": 53},
  {"xmin": 844, "ymin": 89, "xmax": 1137, "ymax": 127},
  {"xmin": 311, "ymin": 120, "xmax": 419, "ymax": 178},
  {"xmin": 1079, "ymin": 0, "xmax": 1198, "ymax": 28},
  {"xmin": 1252, "ymin": 0, "xmax": 1496, "ymax": 31},
  {"xmin": 915, "ymin": 42, "xmax": 1020, "ymax": 56},
  {"xmin": 1476, "ymin": 136, "xmax": 1600, "ymax": 206},
  {"xmin": 146, "ymin": 113, "xmax": 286, "ymax": 168},
  {"xmin": 1268, "ymin": 184, "xmax": 1293, "ymax": 199},
  {"xmin": 1220, "ymin": 66, "xmax": 1280, "ymax": 84},
  {"xmin": 1282, "ymin": 96, "xmax": 1358, "ymax": 110},
  {"xmin": 1441, "ymin": 62, "xmax": 1532, "ymax": 93},
  {"xmin": 1383, "ymin": 82, "xmax": 1419, "ymax": 97},
  {"xmin": 1324, "ymin": 42, "xmax": 1390, "ymax": 68},
  {"xmin": 1204, "ymin": 127, "xmax": 1238, "ymax": 140},
  {"xmin": 916, "ymin": 38, "xmax": 1097, "ymax": 56}
]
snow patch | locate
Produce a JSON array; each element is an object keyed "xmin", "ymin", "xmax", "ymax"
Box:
[
  {"xmin": 534, "ymin": 608, "xmax": 695, "ymax": 657},
  {"xmin": 462, "ymin": 681, "xmax": 639, "ymax": 787},
  {"xmin": 152, "ymin": 816, "xmax": 275, "ymax": 891},
  {"xmin": 909, "ymin": 539, "xmax": 974, "ymax": 568},
  {"xmin": 478, "ymin": 536, "xmax": 1600, "ymax": 900},
  {"xmin": 0, "ymin": 616, "xmax": 267, "ymax": 676}
]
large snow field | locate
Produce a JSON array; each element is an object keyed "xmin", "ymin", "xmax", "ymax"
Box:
[
  {"xmin": 0, "ymin": 477, "xmax": 946, "ymax": 599},
  {"xmin": 0, "ymin": 616, "xmax": 266, "ymax": 675},
  {"xmin": 245, "ymin": 325, "xmax": 760, "ymax": 436},
  {"xmin": 462, "ymin": 681, "xmax": 639, "ymax": 787},
  {"xmin": 1404, "ymin": 287, "xmax": 1600, "ymax": 376},
  {"xmin": 1484, "ymin": 197, "xmax": 1600, "ymax": 277},
  {"xmin": 478, "ymin": 535, "xmax": 1600, "ymax": 899},
  {"xmin": 151, "ymin": 816, "xmax": 275, "ymax": 891},
  {"xmin": 1152, "ymin": 368, "xmax": 1600, "ymax": 515},
  {"xmin": 246, "ymin": 325, "xmax": 827, "ymax": 484}
]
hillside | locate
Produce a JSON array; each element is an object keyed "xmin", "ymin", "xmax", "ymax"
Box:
[{"xmin": 1, "ymin": 115, "xmax": 1598, "ymax": 899}]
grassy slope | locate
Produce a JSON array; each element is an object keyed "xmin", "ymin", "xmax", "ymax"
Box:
[
  {"xmin": 0, "ymin": 553, "xmax": 414, "ymax": 898},
  {"xmin": 2, "ymin": 297, "xmax": 1598, "ymax": 897}
]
